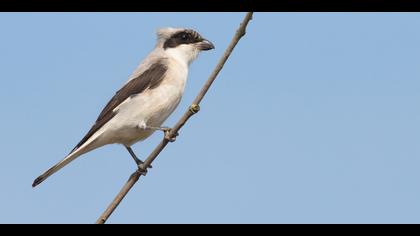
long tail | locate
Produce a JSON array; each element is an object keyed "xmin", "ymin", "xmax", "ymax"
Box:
[
  {"xmin": 32, "ymin": 131, "xmax": 104, "ymax": 188},
  {"xmin": 32, "ymin": 148, "xmax": 86, "ymax": 188},
  {"xmin": 32, "ymin": 123, "xmax": 107, "ymax": 188}
]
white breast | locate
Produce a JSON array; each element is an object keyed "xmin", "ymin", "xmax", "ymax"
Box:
[{"xmin": 140, "ymin": 58, "xmax": 189, "ymax": 126}]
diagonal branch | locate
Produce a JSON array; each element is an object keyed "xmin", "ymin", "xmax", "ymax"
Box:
[{"xmin": 95, "ymin": 12, "xmax": 254, "ymax": 224}]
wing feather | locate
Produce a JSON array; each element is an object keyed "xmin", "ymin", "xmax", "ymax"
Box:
[{"xmin": 70, "ymin": 59, "xmax": 168, "ymax": 153}]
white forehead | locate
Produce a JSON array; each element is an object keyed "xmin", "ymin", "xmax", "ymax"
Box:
[{"xmin": 156, "ymin": 27, "xmax": 186, "ymax": 40}]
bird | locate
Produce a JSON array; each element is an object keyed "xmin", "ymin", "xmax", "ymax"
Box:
[{"xmin": 32, "ymin": 27, "xmax": 215, "ymax": 187}]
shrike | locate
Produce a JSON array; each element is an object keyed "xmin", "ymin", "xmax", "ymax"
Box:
[{"xmin": 32, "ymin": 28, "xmax": 214, "ymax": 187}]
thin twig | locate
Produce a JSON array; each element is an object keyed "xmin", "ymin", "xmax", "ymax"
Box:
[{"xmin": 95, "ymin": 12, "xmax": 254, "ymax": 224}]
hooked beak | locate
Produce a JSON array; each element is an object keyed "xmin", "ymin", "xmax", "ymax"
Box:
[{"xmin": 197, "ymin": 39, "xmax": 215, "ymax": 51}]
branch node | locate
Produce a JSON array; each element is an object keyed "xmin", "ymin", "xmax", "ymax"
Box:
[
  {"xmin": 189, "ymin": 104, "xmax": 201, "ymax": 114},
  {"xmin": 238, "ymin": 28, "xmax": 246, "ymax": 37}
]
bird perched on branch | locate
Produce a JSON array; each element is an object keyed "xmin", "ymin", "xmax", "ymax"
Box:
[{"xmin": 33, "ymin": 28, "xmax": 215, "ymax": 187}]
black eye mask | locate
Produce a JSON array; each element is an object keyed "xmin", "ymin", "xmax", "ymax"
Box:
[{"xmin": 163, "ymin": 30, "xmax": 203, "ymax": 49}]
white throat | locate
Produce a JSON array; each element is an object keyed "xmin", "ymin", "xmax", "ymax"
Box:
[{"xmin": 164, "ymin": 44, "xmax": 200, "ymax": 66}]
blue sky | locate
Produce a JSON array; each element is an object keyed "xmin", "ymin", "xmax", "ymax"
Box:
[{"xmin": 0, "ymin": 13, "xmax": 419, "ymax": 223}]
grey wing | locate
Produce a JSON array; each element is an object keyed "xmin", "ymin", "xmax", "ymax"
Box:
[{"xmin": 69, "ymin": 59, "xmax": 168, "ymax": 153}]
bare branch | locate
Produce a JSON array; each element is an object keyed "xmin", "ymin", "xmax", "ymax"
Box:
[{"xmin": 95, "ymin": 12, "xmax": 254, "ymax": 224}]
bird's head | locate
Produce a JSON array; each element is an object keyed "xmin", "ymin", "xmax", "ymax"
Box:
[{"xmin": 157, "ymin": 28, "xmax": 215, "ymax": 65}]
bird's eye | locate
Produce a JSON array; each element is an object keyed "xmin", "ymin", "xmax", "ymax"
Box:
[{"xmin": 180, "ymin": 33, "xmax": 190, "ymax": 41}]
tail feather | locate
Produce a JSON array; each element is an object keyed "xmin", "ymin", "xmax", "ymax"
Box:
[
  {"xmin": 33, "ymin": 128, "xmax": 104, "ymax": 188},
  {"xmin": 32, "ymin": 145, "xmax": 90, "ymax": 187},
  {"xmin": 32, "ymin": 150, "xmax": 83, "ymax": 188}
]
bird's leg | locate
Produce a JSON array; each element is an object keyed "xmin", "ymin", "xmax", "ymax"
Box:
[
  {"xmin": 125, "ymin": 146, "xmax": 143, "ymax": 166},
  {"xmin": 151, "ymin": 126, "xmax": 179, "ymax": 142},
  {"xmin": 139, "ymin": 124, "xmax": 179, "ymax": 142},
  {"xmin": 125, "ymin": 146, "xmax": 151, "ymax": 175}
]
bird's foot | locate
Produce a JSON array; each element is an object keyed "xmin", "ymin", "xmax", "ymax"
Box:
[
  {"xmin": 137, "ymin": 163, "xmax": 149, "ymax": 176},
  {"xmin": 134, "ymin": 158, "xmax": 152, "ymax": 169},
  {"xmin": 138, "ymin": 125, "xmax": 179, "ymax": 142},
  {"xmin": 161, "ymin": 127, "xmax": 179, "ymax": 142}
]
